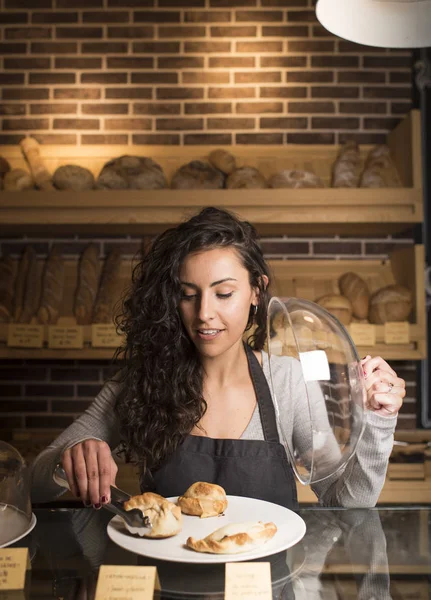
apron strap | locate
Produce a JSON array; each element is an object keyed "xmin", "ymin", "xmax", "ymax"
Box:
[{"xmin": 245, "ymin": 344, "xmax": 280, "ymax": 444}]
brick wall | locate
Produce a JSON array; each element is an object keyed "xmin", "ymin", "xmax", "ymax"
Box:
[{"xmin": 0, "ymin": 0, "xmax": 412, "ymax": 145}]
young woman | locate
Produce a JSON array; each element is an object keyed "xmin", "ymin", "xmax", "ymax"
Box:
[{"xmin": 31, "ymin": 208, "xmax": 405, "ymax": 509}]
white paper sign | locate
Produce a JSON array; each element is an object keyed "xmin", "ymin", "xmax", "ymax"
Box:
[{"xmin": 299, "ymin": 350, "xmax": 330, "ymax": 382}]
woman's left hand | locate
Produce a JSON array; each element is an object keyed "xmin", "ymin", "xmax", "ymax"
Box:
[{"xmin": 361, "ymin": 355, "xmax": 405, "ymax": 417}]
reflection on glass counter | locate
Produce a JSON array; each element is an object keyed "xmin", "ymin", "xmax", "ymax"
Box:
[{"xmin": 7, "ymin": 507, "xmax": 431, "ymax": 599}]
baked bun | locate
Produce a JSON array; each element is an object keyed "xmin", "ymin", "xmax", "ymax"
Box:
[
  {"xmin": 186, "ymin": 521, "xmax": 277, "ymax": 554},
  {"xmin": 208, "ymin": 149, "xmax": 236, "ymax": 175},
  {"xmin": 124, "ymin": 492, "xmax": 182, "ymax": 538},
  {"xmin": 316, "ymin": 294, "xmax": 353, "ymax": 326},
  {"xmin": 171, "ymin": 160, "xmax": 224, "ymax": 189},
  {"xmin": 226, "ymin": 167, "xmax": 268, "ymax": 189},
  {"xmin": 178, "ymin": 481, "xmax": 228, "ymax": 518}
]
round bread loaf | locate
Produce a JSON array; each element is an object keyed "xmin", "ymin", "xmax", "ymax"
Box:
[
  {"xmin": 171, "ymin": 160, "xmax": 225, "ymax": 189},
  {"xmin": 315, "ymin": 294, "xmax": 353, "ymax": 325},
  {"xmin": 269, "ymin": 169, "xmax": 324, "ymax": 189},
  {"xmin": 369, "ymin": 284, "xmax": 412, "ymax": 324},
  {"xmin": 3, "ymin": 168, "xmax": 33, "ymax": 191},
  {"xmin": 208, "ymin": 149, "xmax": 236, "ymax": 175},
  {"xmin": 338, "ymin": 272, "xmax": 369, "ymax": 319},
  {"xmin": 97, "ymin": 155, "xmax": 167, "ymax": 190},
  {"xmin": 53, "ymin": 164, "xmax": 95, "ymax": 192},
  {"xmin": 226, "ymin": 166, "xmax": 268, "ymax": 189}
]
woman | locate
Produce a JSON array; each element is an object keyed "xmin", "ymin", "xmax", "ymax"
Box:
[{"xmin": 31, "ymin": 208, "xmax": 405, "ymax": 509}]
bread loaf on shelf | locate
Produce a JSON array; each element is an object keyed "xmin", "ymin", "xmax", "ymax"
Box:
[
  {"xmin": 369, "ymin": 284, "xmax": 412, "ymax": 324},
  {"xmin": 3, "ymin": 168, "xmax": 34, "ymax": 191},
  {"xmin": 0, "ymin": 256, "xmax": 15, "ymax": 323},
  {"xmin": 208, "ymin": 149, "xmax": 236, "ymax": 175},
  {"xmin": 53, "ymin": 165, "xmax": 95, "ymax": 192},
  {"xmin": 226, "ymin": 166, "xmax": 268, "ymax": 189},
  {"xmin": 92, "ymin": 248, "xmax": 123, "ymax": 324},
  {"xmin": 338, "ymin": 272, "xmax": 369, "ymax": 319},
  {"xmin": 37, "ymin": 246, "xmax": 65, "ymax": 325},
  {"xmin": 14, "ymin": 246, "xmax": 35, "ymax": 322},
  {"xmin": 171, "ymin": 160, "xmax": 225, "ymax": 189},
  {"xmin": 97, "ymin": 155, "xmax": 167, "ymax": 190},
  {"xmin": 331, "ymin": 141, "xmax": 361, "ymax": 188},
  {"xmin": 315, "ymin": 294, "xmax": 353, "ymax": 326},
  {"xmin": 18, "ymin": 249, "xmax": 41, "ymax": 324},
  {"xmin": 20, "ymin": 136, "xmax": 55, "ymax": 191},
  {"xmin": 360, "ymin": 144, "xmax": 402, "ymax": 188},
  {"xmin": 74, "ymin": 243, "xmax": 101, "ymax": 325}
]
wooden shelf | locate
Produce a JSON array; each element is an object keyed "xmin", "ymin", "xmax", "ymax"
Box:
[
  {"xmin": 0, "ymin": 110, "xmax": 423, "ymax": 237},
  {"xmin": 269, "ymin": 245, "xmax": 427, "ymax": 360},
  {"xmin": 0, "ymin": 245, "xmax": 425, "ymax": 360},
  {"xmin": 0, "ymin": 187, "xmax": 423, "ymax": 237}
]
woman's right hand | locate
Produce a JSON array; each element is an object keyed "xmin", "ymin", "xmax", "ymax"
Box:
[{"xmin": 61, "ymin": 439, "xmax": 118, "ymax": 507}]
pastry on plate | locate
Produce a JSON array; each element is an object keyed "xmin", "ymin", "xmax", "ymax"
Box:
[
  {"xmin": 124, "ymin": 492, "xmax": 182, "ymax": 538},
  {"xmin": 178, "ymin": 482, "xmax": 228, "ymax": 518},
  {"xmin": 186, "ymin": 521, "xmax": 277, "ymax": 554}
]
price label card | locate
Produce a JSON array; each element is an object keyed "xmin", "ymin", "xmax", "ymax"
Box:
[
  {"xmin": 95, "ymin": 565, "xmax": 160, "ymax": 600},
  {"xmin": 350, "ymin": 323, "xmax": 376, "ymax": 347},
  {"xmin": 48, "ymin": 326, "xmax": 83, "ymax": 349},
  {"xmin": 0, "ymin": 548, "xmax": 30, "ymax": 590},
  {"xmin": 91, "ymin": 324, "xmax": 120, "ymax": 348},
  {"xmin": 7, "ymin": 325, "xmax": 43, "ymax": 348},
  {"xmin": 384, "ymin": 321, "xmax": 410, "ymax": 345},
  {"xmin": 225, "ymin": 562, "xmax": 272, "ymax": 600}
]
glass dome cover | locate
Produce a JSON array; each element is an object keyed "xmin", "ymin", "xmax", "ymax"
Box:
[
  {"xmin": 267, "ymin": 297, "xmax": 367, "ymax": 485},
  {"xmin": 0, "ymin": 442, "xmax": 36, "ymax": 548}
]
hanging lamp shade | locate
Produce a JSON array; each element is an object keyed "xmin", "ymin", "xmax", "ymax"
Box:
[{"xmin": 316, "ymin": 0, "xmax": 431, "ymax": 48}]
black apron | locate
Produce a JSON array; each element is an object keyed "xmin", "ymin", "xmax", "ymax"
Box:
[{"xmin": 140, "ymin": 344, "xmax": 298, "ymax": 510}]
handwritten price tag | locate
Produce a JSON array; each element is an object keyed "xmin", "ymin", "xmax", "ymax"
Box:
[
  {"xmin": 7, "ymin": 325, "xmax": 43, "ymax": 348},
  {"xmin": 225, "ymin": 562, "xmax": 272, "ymax": 600},
  {"xmin": 0, "ymin": 548, "xmax": 30, "ymax": 590},
  {"xmin": 91, "ymin": 324, "xmax": 120, "ymax": 348},
  {"xmin": 384, "ymin": 321, "xmax": 410, "ymax": 345},
  {"xmin": 48, "ymin": 326, "xmax": 83, "ymax": 349},
  {"xmin": 349, "ymin": 323, "xmax": 376, "ymax": 347},
  {"xmin": 95, "ymin": 565, "xmax": 160, "ymax": 600}
]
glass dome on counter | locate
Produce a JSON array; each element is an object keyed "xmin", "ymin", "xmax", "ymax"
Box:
[
  {"xmin": 0, "ymin": 441, "xmax": 36, "ymax": 548},
  {"xmin": 267, "ymin": 297, "xmax": 367, "ymax": 486}
]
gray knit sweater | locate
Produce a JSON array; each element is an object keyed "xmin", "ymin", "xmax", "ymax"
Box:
[{"xmin": 30, "ymin": 351, "xmax": 397, "ymax": 506}]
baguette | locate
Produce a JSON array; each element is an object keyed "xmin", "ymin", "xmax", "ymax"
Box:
[
  {"xmin": 37, "ymin": 246, "xmax": 65, "ymax": 325},
  {"xmin": 74, "ymin": 244, "xmax": 100, "ymax": 325},
  {"xmin": 0, "ymin": 256, "xmax": 16, "ymax": 323},
  {"xmin": 92, "ymin": 248, "xmax": 123, "ymax": 323}
]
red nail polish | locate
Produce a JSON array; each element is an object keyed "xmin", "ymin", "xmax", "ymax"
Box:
[
  {"xmin": 101, "ymin": 495, "xmax": 107, "ymax": 503},
  {"xmin": 94, "ymin": 503, "xmax": 101, "ymax": 509}
]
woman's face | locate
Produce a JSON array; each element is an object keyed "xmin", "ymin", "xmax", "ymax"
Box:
[{"xmin": 179, "ymin": 247, "xmax": 260, "ymax": 358}]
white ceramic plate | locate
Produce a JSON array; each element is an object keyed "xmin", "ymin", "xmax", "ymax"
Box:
[
  {"xmin": 0, "ymin": 512, "xmax": 37, "ymax": 549},
  {"xmin": 107, "ymin": 495, "xmax": 306, "ymax": 564}
]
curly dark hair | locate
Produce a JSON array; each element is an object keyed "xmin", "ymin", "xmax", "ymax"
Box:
[{"xmin": 114, "ymin": 207, "xmax": 271, "ymax": 473}]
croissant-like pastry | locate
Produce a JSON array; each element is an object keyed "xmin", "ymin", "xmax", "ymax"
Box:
[
  {"xmin": 124, "ymin": 492, "xmax": 182, "ymax": 538},
  {"xmin": 186, "ymin": 521, "xmax": 277, "ymax": 554},
  {"xmin": 178, "ymin": 481, "xmax": 228, "ymax": 518}
]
